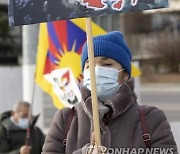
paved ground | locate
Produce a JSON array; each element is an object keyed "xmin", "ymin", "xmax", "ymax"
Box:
[
  {"xmin": 140, "ymin": 83, "xmax": 180, "ymax": 122},
  {"xmin": 140, "ymin": 83, "xmax": 180, "ymax": 150},
  {"xmin": 170, "ymin": 122, "xmax": 180, "ymax": 151}
]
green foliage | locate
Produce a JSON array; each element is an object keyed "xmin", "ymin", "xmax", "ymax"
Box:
[
  {"xmin": 0, "ymin": 5, "xmax": 21, "ymax": 57},
  {"xmin": 0, "ymin": 6, "xmax": 10, "ymax": 39}
]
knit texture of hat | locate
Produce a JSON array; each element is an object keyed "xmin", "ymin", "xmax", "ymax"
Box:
[{"xmin": 81, "ymin": 31, "xmax": 132, "ymax": 75}]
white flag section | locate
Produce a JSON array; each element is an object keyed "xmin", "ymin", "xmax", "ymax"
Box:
[{"xmin": 44, "ymin": 68, "xmax": 81, "ymax": 108}]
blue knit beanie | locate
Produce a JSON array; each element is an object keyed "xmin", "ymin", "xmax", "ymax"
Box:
[{"xmin": 81, "ymin": 31, "xmax": 132, "ymax": 76}]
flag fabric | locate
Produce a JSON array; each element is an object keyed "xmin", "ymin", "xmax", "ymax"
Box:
[
  {"xmin": 35, "ymin": 18, "xmax": 106, "ymax": 109},
  {"xmin": 35, "ymin": 18, "xmax": 141, "ymax": 109}
]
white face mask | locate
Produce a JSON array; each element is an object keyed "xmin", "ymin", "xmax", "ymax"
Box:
[
  {"xmin": 83, "ymin": 66, "xmax": 124, "ymax": 101},
  {"xmin": 17, "ymin": 118, "xmax": 29, "ymax": 129}
]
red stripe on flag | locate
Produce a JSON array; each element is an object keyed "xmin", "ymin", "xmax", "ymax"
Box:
[
  {"xmin": 77, "ymin": 41, "xmax": 86, "ymax": 55},
  {"xmin": 53, "ymin": 21, "xmax": 68, "ymax": 52},
  {"xmin": 44, "ymin": 57, "xmax": 56, "ymax": 74},
  {"xmin": 48, "ymin": 36, "xmax": 62, "ymax": 58}
]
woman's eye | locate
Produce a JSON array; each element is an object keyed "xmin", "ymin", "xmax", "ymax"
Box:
[
  {"xmin": 85, "ymin": 65, "xmax": 89, "ymax": 69},
  {"xmin": 104, "ymin": 63, "xmax": 112, "ymax": 66}
]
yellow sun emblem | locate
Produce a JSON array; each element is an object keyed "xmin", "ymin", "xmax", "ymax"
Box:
[{"xmin": 55, "ymin": 42, "xmax": 83, "ymax": 83}]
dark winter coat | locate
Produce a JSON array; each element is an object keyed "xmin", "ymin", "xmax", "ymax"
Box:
[
  {"xmin": 0, "ymin": 111, "xmax": 45, "ymax": 154},
  {"xmin": 42, "ymin": 78, "xmax": 178, "ymax": 154}
]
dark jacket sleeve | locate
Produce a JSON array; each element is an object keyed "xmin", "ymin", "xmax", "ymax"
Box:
[
  {"xmin": 145, "ymin": 107, "xmax": 178, "ymax": 153},
  {"xmin": 0, "ymin": 125, "xmax": 20, "ymax": 154},
  {"xmin": 42, "ymin": 108, "xmax": 69, "ymax": 154},
  {"xmin": 36, "ymin": 127, "xmax": 45, "ymax": 152}
]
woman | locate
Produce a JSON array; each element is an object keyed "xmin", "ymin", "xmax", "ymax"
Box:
[{"xmin": 42, "ymin": 31, "xmax": 178, "ymax": 154}]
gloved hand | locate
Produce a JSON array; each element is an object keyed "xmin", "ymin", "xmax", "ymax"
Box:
[
  {"xmin": 85, "ymin": 143, "xmax": 107, "ymax": 154},
  {"xmin": 85, "ymin": 132, "xmax": 107, "ymax": 154}
]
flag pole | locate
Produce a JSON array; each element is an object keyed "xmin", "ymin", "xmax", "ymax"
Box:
[
  {"xmin": 25, "ymin": 77, "xmax": 36, "ymax": 146},
  {"xmin": 85, "ymin": 17, "xmax": 101, "ymax": 146}
]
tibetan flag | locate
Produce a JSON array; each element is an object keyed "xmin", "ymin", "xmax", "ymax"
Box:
[
  {"xmin": 35, "ymin": 18, "xmax": 141, "ymax": 109},
  {"xmin": 35, "ymin": 18, "xmax": 106, "ymax": 109}
]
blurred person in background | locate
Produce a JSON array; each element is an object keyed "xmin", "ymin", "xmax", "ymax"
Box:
[{"xmin": 0, "ymin": 101, "xmax": 45, "ymax": 154}]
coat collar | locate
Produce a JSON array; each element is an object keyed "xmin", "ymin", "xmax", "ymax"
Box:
[{"xmin": 80, "ymin": 77, "xmax": 137, "ymax": 120}]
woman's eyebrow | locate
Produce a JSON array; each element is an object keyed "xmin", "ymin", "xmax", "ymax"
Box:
[
  {"xmin": 101, "ymin": 57, "xmax": 109, "ymax": 61},
  {"xmin": 101, "ymin": 57, "xmax": 113, "ymax": 62}
]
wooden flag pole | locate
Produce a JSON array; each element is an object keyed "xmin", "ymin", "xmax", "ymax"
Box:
[
  {"xmin": 85, "ymin": 17, "xmax": 101, "ymax": 146},
  {"xmin": 26, "ymin": 77, "xmax": 36, "ymax": 146}
]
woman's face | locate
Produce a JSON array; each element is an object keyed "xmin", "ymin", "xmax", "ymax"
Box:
[{"xmin": 84, "ymin": 57, "xmax": 129, "ymax": 84}]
